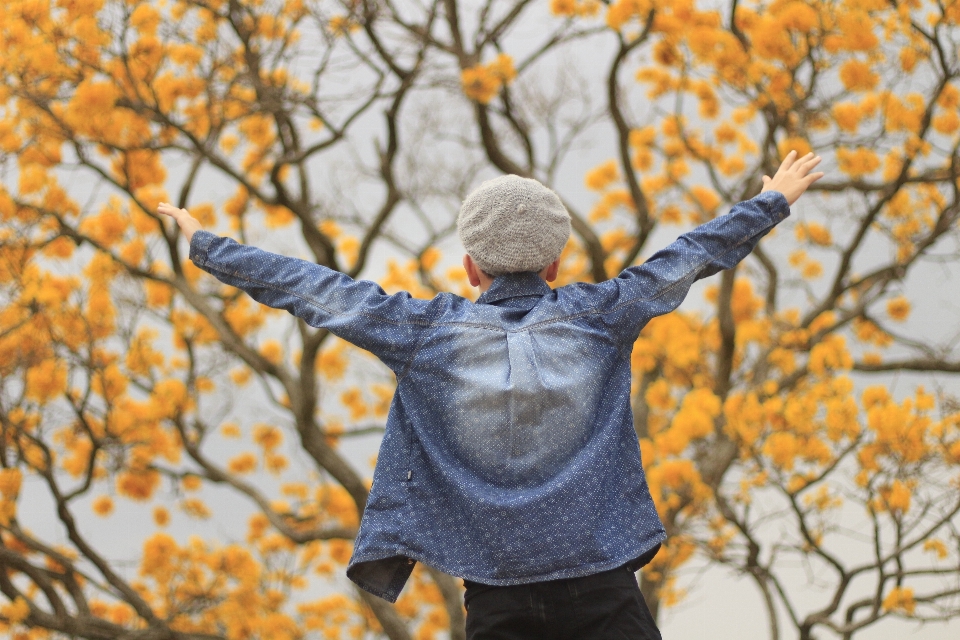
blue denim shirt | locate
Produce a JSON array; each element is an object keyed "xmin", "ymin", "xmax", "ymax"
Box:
[{"xmin": 189, "ymin": 191, "xmax": 789, "ymax": 602}]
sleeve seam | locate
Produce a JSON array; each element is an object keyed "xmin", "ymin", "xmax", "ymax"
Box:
[
  {"xmin": 200, "ymin": 263, "xmax": 434, "ymax": 329},
  {"xmin": 396, "ymin": 298, "xmax": 446, "ymax": 382}
]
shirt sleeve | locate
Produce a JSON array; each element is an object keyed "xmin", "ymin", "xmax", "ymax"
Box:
[
  {"xmin": 596, "ymin": 190, "xmax": 790, "ymax": 346},
  {"xmin": 188, "ymin": 232, "xmax": 435, "ymax": 374}
]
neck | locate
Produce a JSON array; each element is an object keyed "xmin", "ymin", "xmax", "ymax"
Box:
[{"xmin": 464, "ymin": 254, "xmax": 560, "ymax": 293}]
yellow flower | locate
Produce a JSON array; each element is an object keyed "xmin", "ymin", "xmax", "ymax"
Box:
[
  {"xmin": 19, "ymin": 164, "xmax": 49, "ymax": 194},
  {"xmin": 339, "ymin": 235, "xmax": 360, "ymax": 268},
  {"xmin": 690, "ymin": 186, "xmax": 721, "ymax": 214},
  {"xmin": 317, "ymin": 344, "xmax": 348, "ymax": 380},
  {"xmin": 834, "ymin": 11, "xmax": 879, "ymax": 52},
  {"xmin": 488, "ymin": 53, "xmax": 517, "ymax": 84},
  {"xmin": 116, "ymin": 469, "xmax": 160, "ymax": 501},
  {"xmin": 253, "ymin": 424, "xmax": 283, "ymax": 451},
  {"xmin": 832, "ymin": 102, "xmax": 861, "ymax": 132},
  {"xmin": 886, "ymin": 296, "xmax": 910, "ymax": 322},
  {"xmin": 645, "ymin": 379, "xmax": 675, "ymax": 411},
  {"xmin": 763, "ymin": 432, "xmax": 799, "ymax": 470},
  {"xmin": 341, "ymin": 388, "xmax": 368, "ymax": 421},
  {"xmin": 778, "ymin": 137, "xmax": 813, "ymax": 158},
  {"xmin": 260, "ymin": 339, "xmax": 284, "ymax": 365},
  {"xmin": 923, "ymin": 539, "xmax": 948, "ymax": 559},
  {"xmin": 461, "ymin": 66, "xmax": 501, "ymax": 104},
  {"xmin": 144, "ymin": 280, "xmax": 172, "ymax": 308},
  {"xmin": 153, "ymin": 506, "xmax": 170, "ymax": 527},
  {"xmin": 229, "ymin": 368, "xmax": 252, "ymax": 386},
  {"xmin": 372, "ymin": 384, "xmax": 395, "ymax": 418},
  {"xmin": 718, "ymin": 156, "xmax": 745, "ymax": 176},
  {"xmin": 25, "ymin": 359, "xmax": 67, "ymax": 404},
  {"xmin": 228, "ymin": 453, "xmax": 258, "ymax": 475},
  {"xmin": 328, "ymin": 15, "xmax": 359, "ymax": 36},
  {"xmin": 776, "ymin": 2, "xmax": 818, "ymax": 32},
  {"xmin": 933, "ymin": 110, "xmax": 960, "ymax": 134},
  {"xmin": 882, "ymin": 586, "xmax": 915, "ymax": 614},
  {"xmin": 629, "ymin": 126, "xmax": 657, "ymax": 148},
  {"xmin": 839, "ymin": 59, "xmax": 879, "ymax": 92},
  {"xmin": 221, "ymin": 422, "xmax": 242, "ymax": 438},
  {"xmin": 861, "ymin": 385, "xmax": 890, "ymax": 410},
  {"xmin": 181, "ymin": 497, "xmax": 212, "ymax": 519},
  {"xmin": 0, "ymin": 468, "xmax": 23, "ymax": 500},
  {"xmin": 265, "ymin": 453, "xmax": 289, "ymax": 474},
  {"xmin": 837, "ymin": 147, "xmax": 880, "ymax": 177},
  {"xmin": 130, "ymin": 5, "xmax": 161, "ymax": 36},
  {"xmin": 0, "ymin": 597, "xmax": 30, "ymax": 625},
  {"xmin": 585, "ymin": 160, "xmax": 619, "ymax": 191},
  {"xmin": 550, "ymin": 0, "xmax": 577, "ymax": 16},
  {"xmin": 810, "ymin": 224, "xmax": 834, "ymax": 248},
  {"xmin": 802, "ymin": 260, "xmax": 823, "ymax": 279},
  {"xmin": 92, "ymin": 495, "xmax": 114, "ymax": 517}
]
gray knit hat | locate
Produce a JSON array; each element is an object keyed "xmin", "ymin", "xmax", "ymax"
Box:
[{"xmin": 457, "ymin": 175, "xmax": 571, "ymax": 276}]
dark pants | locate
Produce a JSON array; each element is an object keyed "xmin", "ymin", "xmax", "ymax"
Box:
[{"xmin": 463, "ymin": 565, "xmax": 662, "ymax": 640}]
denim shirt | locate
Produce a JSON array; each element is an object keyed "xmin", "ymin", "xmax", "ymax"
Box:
[{"xmin": 189, "ymin": 191, "xmax": 789, "ymax": 602}]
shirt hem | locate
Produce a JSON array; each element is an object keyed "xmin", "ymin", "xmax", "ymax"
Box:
[
  {"xmin": 348, "ymin": 535, "xmax": 666, "ymax": 601},
  {"xmin": 437, "ymin": 537, "xmax": 666, "ymax": 586}
]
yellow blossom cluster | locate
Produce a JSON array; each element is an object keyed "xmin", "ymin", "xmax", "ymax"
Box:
[
  {"xmin": 836, "ymin": 146, "xmax": 881, "ymax": 177},
  {"xmin": 857, "ymin": 386, "xmax": 945, "ymax": 480},
  {"xmin": 380, "ymin": 257, "xmax": 439, "ymax": 299},
  {"xmin": 328, "ymin": 15, "xmax": 360, "ymax": 37},
  {"xmin": 882, "ymin": 586, "xmax": 916, "ymax": 614},
  {"xmin": 795, "ymin": 222, "xmax": 833, "ymax": 246},
  {"xmin": 461, "ymin": 54, "xmax": 517, "ymax": 104},
  {"xmin": 550, "ymin": 0, "xmax": 602, "ymax": 18},
  {"xmin": 134, "ymin": 531, "xmax": 323, "ymax": 638},
  {"xmin": 585, "ymin": 160, "xmax": 620, "ymax": 191}
]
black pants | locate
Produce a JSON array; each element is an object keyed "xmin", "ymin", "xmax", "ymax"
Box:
[{"xmin": 463, "ymin": 565, "xmax": 662, "ymax": 640}]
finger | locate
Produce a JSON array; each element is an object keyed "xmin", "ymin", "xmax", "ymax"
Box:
[
  {"xmin": 798, "ymin": 155, "xmax": 822, "ymax": 173},
  {"xmin": 801, "ymin": 172, "xmax": 824, "ymax": 189},
  {"xmin": 778, "ymin": 150, "xmax": 798, "ymax": 172},
  {"xmin": 762, "ymin": 175, "xmax": 771, "ymax": 183},
  {"xmin": 789, "ymin": 152, "xmax": 815, "ymax": 173}
]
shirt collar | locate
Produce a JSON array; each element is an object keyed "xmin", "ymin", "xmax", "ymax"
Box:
[{"xmin": 476, "ymin": 272, "xmax": 552, "ymax": 305}]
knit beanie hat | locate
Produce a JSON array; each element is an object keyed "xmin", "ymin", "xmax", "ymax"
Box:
[{"xmin": 457, "ymin": 175, "xmax": 571, "ymax": 276}]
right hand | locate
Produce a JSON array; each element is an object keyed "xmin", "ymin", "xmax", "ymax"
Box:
[
  {"xmin": 157, "ymin": 202, "xmax": 203, "ymax": 244},
  {"xmin": 760, "ymin": 151, "xmax": 824, "ymax": 206}
]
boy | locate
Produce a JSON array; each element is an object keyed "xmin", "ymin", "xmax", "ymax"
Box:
[{"xmin": 159, "ymin": 151, "xmax": 822, "ymax": 638}]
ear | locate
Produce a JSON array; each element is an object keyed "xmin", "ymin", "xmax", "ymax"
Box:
[
  {"xmin": 463, "ymin": 254, "xmax": 482, "ymax": 287},
  {"xmin": 542, "ymin": 258, "xmax": 560, "ymax": 283}
]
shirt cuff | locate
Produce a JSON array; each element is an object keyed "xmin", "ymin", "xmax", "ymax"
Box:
[
  {"xmin": 754, "ymin": 190, "xmax": 790, "ymax": 224},
  {"xmin": 189, "ymin": 230, "xmax": 217, "ymax": 267}
]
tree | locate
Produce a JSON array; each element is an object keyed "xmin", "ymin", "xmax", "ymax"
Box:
[{"xmin": 0, "ymin": 0, "xmax": 959, "ymax": 639}]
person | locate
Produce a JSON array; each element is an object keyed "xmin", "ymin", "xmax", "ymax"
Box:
[{"xmin": 159, "ymin": 151, "xmax": 823, "ymax": 639}]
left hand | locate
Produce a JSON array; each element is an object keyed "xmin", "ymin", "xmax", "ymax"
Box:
[{"xmin": 157, "ymin": 202, "xmax": 203, "ymax": 243}]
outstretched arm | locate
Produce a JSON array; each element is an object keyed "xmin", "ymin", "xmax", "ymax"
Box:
[
  {"xmin": 598, "ymin": 151, "xmax": 824, "ymax": 343},
  {"xmin": 156, "ymin": 203, "xmax": 435, "ymax": 374}
]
